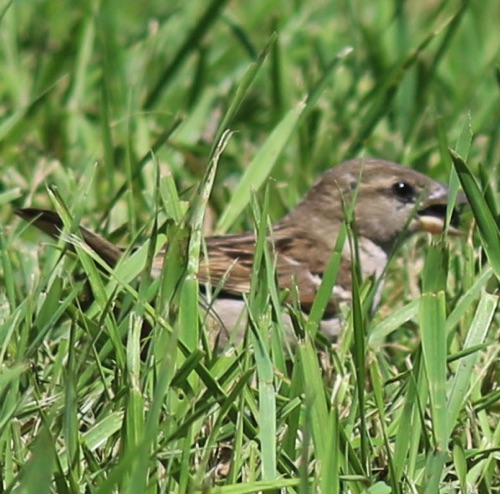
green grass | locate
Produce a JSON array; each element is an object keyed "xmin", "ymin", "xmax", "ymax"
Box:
[{"xmin": 1, "ymin": 0, "xmax": 499, "ymax": 492}]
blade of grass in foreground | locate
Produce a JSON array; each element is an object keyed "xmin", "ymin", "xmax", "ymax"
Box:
[
  {"xmin": 450, "ymin": 150, "xmax": 500, "ymax": 280},
  {"xmin": 420, "ymin": 242, "xmax": 448, "ymax": 452},
  {"xmin": 12, "ymin": 426, "xmax": 56, "ymax": 494},
  {"xmin": 446, "ymin": 293, "xmax": 497, "ymax": 438},
  {"xmin": 178, "ymin": 130, "xmax": 232, "ymax": 349},
  {"xmin": 392, "ymin": 352, "xmax": 423, "ymax": 481},
  {"xmin": 298, "ymin": 338, "xmax": 330, "ymax": 476},
  {"xmin": 422, "ymin": 451, "xmax": 448, "ymax": 494},
  {"xmin": 445, "ymin": 266, "xmax": 494, "ymax": 333},
  {"xmin": 350, "ymin": 263, "xmax": 369, "ymax": 471},
  {"xmin": 247, "ymin": 187, "xmax": 277, "ymax": 481}
]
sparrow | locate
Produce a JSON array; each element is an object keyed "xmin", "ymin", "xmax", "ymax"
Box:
[{"xmin": 15, "ymin": 158, "xmax": 464, "ymax": 349}]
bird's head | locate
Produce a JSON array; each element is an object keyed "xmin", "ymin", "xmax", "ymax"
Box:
[{"xmin": 287, "ymin": 158, "xmax": 466, "ymax": 253}]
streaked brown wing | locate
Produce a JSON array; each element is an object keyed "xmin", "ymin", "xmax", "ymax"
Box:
[
  {"xmin": 198, "ymin": 232, "xmax": 257, "ymax": 293},
  {"xmin": 199, "ymin": 231, "xmax": 347, "ymax": 314},
  {"xmin": 16, "ymin": 208, "xmax": 346, "ymax": 315}
]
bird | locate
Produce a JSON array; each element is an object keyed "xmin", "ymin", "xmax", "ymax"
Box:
[{"xmin": 15, "ymin": 158, "xmax": 465, "ymax": 349}]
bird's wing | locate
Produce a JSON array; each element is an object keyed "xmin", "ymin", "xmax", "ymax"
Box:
[
  {"xmin": 16, "ymin": 208, "xmax": 349, "ymax": 314},
  {"xmin": 200, "ymin": 231, "xmax": 349, "ymax": 313}
]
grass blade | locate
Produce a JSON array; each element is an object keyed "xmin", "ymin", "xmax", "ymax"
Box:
[{"xmin": 450, "ymin": 150, "xmax": 500, "ymax": 280}]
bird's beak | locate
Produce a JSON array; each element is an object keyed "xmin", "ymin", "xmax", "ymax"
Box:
[{"xmin": 416, "ymin": 190, "xmax": 467, "ymax": 236}]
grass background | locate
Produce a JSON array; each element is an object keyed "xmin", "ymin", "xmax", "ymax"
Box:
[{"xmin": 0, "ymin": 0, "xmax": 499, "ymax": 492}]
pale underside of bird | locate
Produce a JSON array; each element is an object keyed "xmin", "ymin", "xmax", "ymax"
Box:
[{"xmin": 16, "ymin": 158, "xmax": 464, "ymax": 349}]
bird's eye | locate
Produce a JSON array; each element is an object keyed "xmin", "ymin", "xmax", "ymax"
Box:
[{"xmin": 392, "ymin": 180, "xmax": 415, "ymax": 201}]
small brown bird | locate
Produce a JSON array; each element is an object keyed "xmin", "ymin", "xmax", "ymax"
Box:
[{"xmin": 16, "ymin": 158, "xmax": 464, "ymax": 348}]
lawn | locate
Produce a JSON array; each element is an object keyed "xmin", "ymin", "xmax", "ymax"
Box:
[{"xmin": 0, "ymin": 0, "xmax": 498, "ymax": 492}]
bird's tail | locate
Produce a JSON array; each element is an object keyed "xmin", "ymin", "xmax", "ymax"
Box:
[{"xmin": 15, "ymin": 208, "xmax": 122, "ymax": 267}]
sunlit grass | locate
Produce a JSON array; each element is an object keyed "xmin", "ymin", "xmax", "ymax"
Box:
[{"xmin": 1, "ymin": 0, "xmax": 498, "ymax": 492}]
